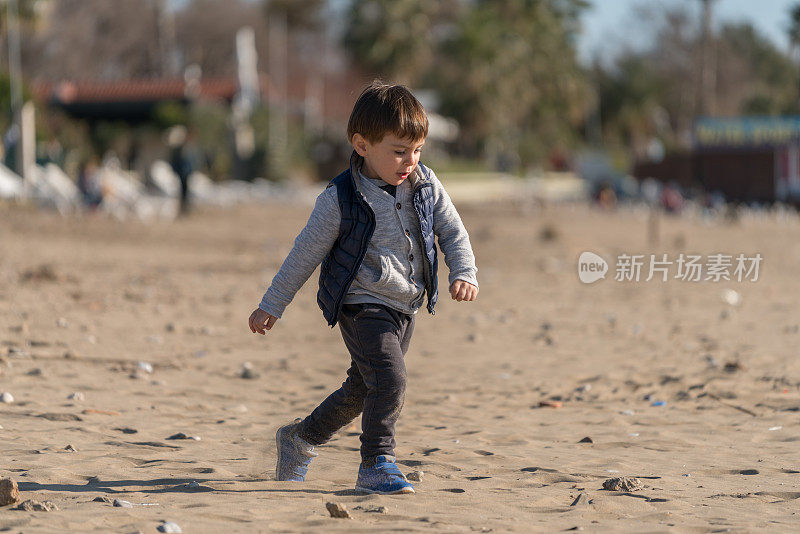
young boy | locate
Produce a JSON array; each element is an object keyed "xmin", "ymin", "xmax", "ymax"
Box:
[{"xmin": 248, "ymin": 82, "xmax": 478, "ymax": 494}]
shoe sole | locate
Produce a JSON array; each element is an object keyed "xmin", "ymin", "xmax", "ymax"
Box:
[{"xmin": 354, "ymin": 485, "xmax": 415, "ymax": 495}]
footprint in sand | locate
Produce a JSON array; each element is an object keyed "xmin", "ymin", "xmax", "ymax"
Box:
[
  {"xmin": 698, "ymin": 468, "xmax": 761, "ymax": 476},
  {"xmin": 398, "ymin": 460, "xmax": 427, "ymax": 467},
  {"xmin": 755, "ymin": 491, "xmax": 800, "ymax": 501},
  {"xmin": 520, "ymin": 467, "xmax": 586, "ymax": 484}
]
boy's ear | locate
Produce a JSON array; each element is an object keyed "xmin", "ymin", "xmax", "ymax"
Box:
[{"xmin": 352, "ymin": 134, "xmax": 370, "ymax": 157}]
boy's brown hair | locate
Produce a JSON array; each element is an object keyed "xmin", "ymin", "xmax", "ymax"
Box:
[{"xmin": 347, "ymin": 81, "xmax": 429, "ymax": 145}]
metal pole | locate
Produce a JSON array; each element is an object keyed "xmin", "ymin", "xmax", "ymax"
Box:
[
  {"xmin": 20, "ymin": 99, "xmax": 34, "ymax": 191},
  {"xmin": 268, "ymin": 10, "xmax": 288, "ymax": 178},
  {"xmin": 7, "ymin": 0, "xmax": 24, "ymax": 176}
]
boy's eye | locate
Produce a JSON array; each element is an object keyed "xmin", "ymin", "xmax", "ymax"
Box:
[{"xmin": 395, "ymin": 151, "xmax": 405, "ymax": 155}]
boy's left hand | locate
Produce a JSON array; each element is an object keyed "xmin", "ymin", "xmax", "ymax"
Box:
[{"xmin": 449, "ymin": 280, "xmax": 478, "ymax": 302}]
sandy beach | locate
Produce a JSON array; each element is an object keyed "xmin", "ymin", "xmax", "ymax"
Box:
[{"xmin": 2, "ymin": 194, "xmax": 800, "ymax": 532}]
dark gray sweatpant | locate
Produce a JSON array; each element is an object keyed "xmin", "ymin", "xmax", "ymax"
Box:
[{"xmin": 297, "ymin": 303, "xmax": 414, "ymax": 464}]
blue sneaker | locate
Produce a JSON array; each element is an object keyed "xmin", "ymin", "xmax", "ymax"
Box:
[
  {"xmin": 275, "ymin": 418, "xmax": 317, "ymax": 481},
  {"xmin": 355, "ymin": 455, "xmax": 415, "ymax": 494}
]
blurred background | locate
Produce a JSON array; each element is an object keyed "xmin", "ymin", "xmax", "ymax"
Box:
[{"xmin": 2, "ymin": 0, "xmax": 800, "ymax": 218}]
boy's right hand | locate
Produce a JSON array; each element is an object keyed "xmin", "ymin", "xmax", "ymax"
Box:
[{"xmin": 249, "ymin": 308, "xmax": 278, "ymax": 335}]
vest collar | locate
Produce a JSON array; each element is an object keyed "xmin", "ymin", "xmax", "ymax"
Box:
[
  {"xmin": 409, "ymin": 161, "xmax": 430, "ymax": 189},
  {"xmin": 348, "ymin": 151, "xmax": 367, "ymax": 195},
  {"xmin": 348, "ymin": 150, "xmax": 430, "ymax": 192}
]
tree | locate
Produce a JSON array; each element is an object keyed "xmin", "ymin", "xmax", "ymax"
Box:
[
  {"xmin": 594, "ymin": 54, "xmax": 664, "ymax": 158},
  {"xmin": 175, "ymin": 0, "xmax": 269, "ymax": 78},
  {"xmin": 0, "ymin": 0, "xmax": 37, "ymax": 69},
  {"xmin": 434, "ymin": 0, "xmax": 590, "ymax": 168},
  {"xmin": 716, "ymin": 22, "xmax": 796, "ymax": 115},
  {"xmin": 342, "ymin": 0, "xmax": 459, "ymax": 86},
  {"xmin": 264, "ymin": 0, "xmax": 326, "ymax": 31},
  {"xmin": 594, "ymin": 2, "xmax": 799, "ymax": 161},
  {"xmin": 787, "ymin": 2, "xmax": 800, "ymax": 111},
  {"xmin": 18, "ymin": 0, "xmax": 277, "ymax": 80},
  {"xmin": 21, "ymin": 0, "xmax": 163, "ymax": 80}
]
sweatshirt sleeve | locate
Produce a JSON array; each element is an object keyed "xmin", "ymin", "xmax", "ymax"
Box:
[
  {"xmin": 428, "ymin": 170, "xmax": 479, "ymax": 288},
  {"xmin": 258, "ymin": 186, "xmax": 340, "ymax": 318}
]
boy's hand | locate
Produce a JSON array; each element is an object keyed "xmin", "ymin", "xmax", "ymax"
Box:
[
  {"xmin": 249, "ymin": 308, "xmax": 278, "ymax": 335},
  {"xmin": 449, "ymin": 280, "xmax": 478, "ymax": 302}
]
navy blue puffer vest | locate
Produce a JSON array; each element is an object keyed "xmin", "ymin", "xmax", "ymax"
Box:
[{"xmin": 317, "ymin": 153, "xmax": 439, "ymax": 327}]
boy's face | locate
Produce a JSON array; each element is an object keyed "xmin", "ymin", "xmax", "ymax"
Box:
[{"xmin": 352, "ymin": 133, "xmax": 425, "ymax": 186}]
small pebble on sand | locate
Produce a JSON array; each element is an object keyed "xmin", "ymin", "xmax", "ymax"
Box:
[
  {"xmin": 538, "ymin": 400, "xmax": 562, "ymax": 408},
  {"xmin": 14, "ymin": 500, "xmax": 58, "ymax": 512},
  {"xmin": 354, "ymin": 504, "xmax": 387, "ymax": 513},
  {"xmin": 602, "ymin": 477, "xmax": 644, "ymax": 492},
  {"xmin": 0, "ymin": 478, "xmax": 21, "ymax": 506},
  {"xmin": 157, "ymin": 521, "xmax": 183, "ymax": 533},
  {"xmin": 166, "ymin": 432, "xmax": 200, "ymax": 440},
  {"xmin": 326, "ymin": 502, "xmax": 352, "ymax": 519},
  {"xmin": 240, "ymin": 362, "xmax": 259, "ymax": 379},
  {"xmin": 407, "ymin": 470, "xmax": 423, "ymax": 482},
  {"xmin": 722, "ymin": 289, "xmax": 742, "ymax": 307}
]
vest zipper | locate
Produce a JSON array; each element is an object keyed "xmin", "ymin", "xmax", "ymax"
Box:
[{"xmin": 413, "ymin": 184, "xmax": 435, "ymax": 315}]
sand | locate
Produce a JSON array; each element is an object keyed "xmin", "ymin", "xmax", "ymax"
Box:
[{"xmin": 1, "ymin": 194, "xmax": 800, "ymax": 532}]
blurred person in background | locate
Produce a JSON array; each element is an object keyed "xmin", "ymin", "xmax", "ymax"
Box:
[
  {"xmin": 77, "ymin": 156, "xmax": 103, "ymax": 210},
  {"xmin": 168, "ymin": 125, "xmax": 194, "ymax": 216}
]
